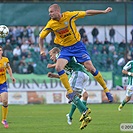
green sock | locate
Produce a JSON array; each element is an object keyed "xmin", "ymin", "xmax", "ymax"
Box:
[
  {"xmin": 69, "ymin": 103, "xmax": 76, "ymax": 119},
  {"xmin": 122, "ymin": 100, "xmax": 127, "ymax": 106},
  {"xmin": 82, "ymin": 100, "xmax": 87, "ymax": 106},
  {"xmin": 73, "ymin": 96, "xmax": 87, "ymax": 114}
]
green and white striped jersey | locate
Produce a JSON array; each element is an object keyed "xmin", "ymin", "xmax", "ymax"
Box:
[
  {"xmin": 123, "ymin": 60, "xmax": 133, "ymax": 85},
  {"xmin": 65, "ymin": 57, "xmax": 89, "ymax": 76}
]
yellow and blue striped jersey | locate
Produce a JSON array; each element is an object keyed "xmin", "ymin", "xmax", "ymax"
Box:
[
  {"xmin": 0, "ymin": 57, "xmax": 9, "ymax": 84},
  {"xmin": 40, "ymin": 11, "xmax": 86, "ymax": 46}
]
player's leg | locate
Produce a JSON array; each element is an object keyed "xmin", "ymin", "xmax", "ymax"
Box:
[
  {"xmin": 1, "ymin": 92, "xmax": 9, "ymax": 128},
  {"xmin": 118, "ymin": 96, "xmax": 131, "ymax": 111},
  {"xmin": 0, "ymin": 82, "xmax": 9, "ymax": 128},
  {"xmin": 72, "ymin": 41, "xmax": 113, "ymax": 102},
  {"xmin": 84, "ymin": 60, "xmax": 113, "ymax": 102},
  {"xmin": 68, "ymin": 72, "xmax": 89, "ymax": 119},
  {"xmin": 118, "ymin": 86, "xmax": 132, "ymax": 111},
  {"xmin": 66, "ymin": 103, "xmax": 76, "ymax": 125},
  {"xmin": 56, "ymin": 58, "xmax": 73, "ymax": 93},
  {"xmin": 56, "ymin": 58, "xmax": 76, "ymax": 102},
  {"xmin": 82, "ymin": 91, "xmax": 88, "ymax": 106},
  {"xmin": 81, "ymin": 73, "xmax": 90, "ymax": 106}
]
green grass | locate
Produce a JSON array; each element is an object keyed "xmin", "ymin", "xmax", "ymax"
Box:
[{"xmin": 0, "ymin": 104, "xmax": 132, "ymax": 133}]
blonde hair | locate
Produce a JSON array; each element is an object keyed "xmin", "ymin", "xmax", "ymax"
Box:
[
  {"xmin": 49, "ymin": 47, "xmax": 60, "ymax": 54},
  {"xmin": 49, "ymin": 4, "xmax": 61, "ymax": 12}
]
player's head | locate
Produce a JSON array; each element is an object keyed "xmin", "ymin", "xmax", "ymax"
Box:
[
  {"xmin": 0, "ymin": 46, "xmax": 3, "ymax": 56},
  {"xmin": 49, "ymin": 4, "xmax": 61, "ymax": 20},
  {"xmin": 49, "ymin": 47, "xmax": 60, "ymax": 62}
]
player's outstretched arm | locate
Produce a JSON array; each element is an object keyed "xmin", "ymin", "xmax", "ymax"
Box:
[
  {"xmin": 86, "ymin": 7, "xmax": 112, "ymax": 16},
  {"xmin": 122, "ymin": 69, "xmax": 133, "ymax": 76},
  {"xmin": 47, "ymin": 72, "xmax": 60, "ymax": 78},
  {"xmin": 47, "ymin": 63, "xmax": 56, "ymax": 68}
]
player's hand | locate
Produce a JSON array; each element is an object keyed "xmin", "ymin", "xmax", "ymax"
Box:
[
  {"xmin": 47, "ymin": 64, "xmax": 53, "ymax": 68},
  {"xmin": 40, "ymin": 50, "xmax": 46, "ymax": 57},
  {"xmin": 104, "ymin": 7, "xmax": 112, "ymax": 13},
  {"xmin": 11, "ymin": 77, "xmax": 16, "ymax": 83},
  {"xmin": 47, "ymin": 72, "xmax": 53, "ymax": 78}
]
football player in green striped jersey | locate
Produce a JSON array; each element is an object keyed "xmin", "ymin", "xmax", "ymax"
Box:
[
  {"xmin": 118, "ymin": 60, "xmax": 133, "ymax": 111},
  {"xmin": 47, "ymin": 47, "xmax": 91, "ymax": 129}
]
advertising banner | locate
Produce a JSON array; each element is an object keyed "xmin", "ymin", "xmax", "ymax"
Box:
[{"xmin": 8, "ymin": 92, "xmax": 28, "ymax": 104}]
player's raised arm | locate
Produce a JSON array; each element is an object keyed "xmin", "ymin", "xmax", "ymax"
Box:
[
  {"xmin": 39, "ymin": 25, "xmax": 52, "ymax": 56},
  {"xmin": 85, "ymin": 7, "xmax": 112, "ymax": 16},
  {"xmin": 39, "ymin": 37, "xmax": 45, "ymax": 56}
]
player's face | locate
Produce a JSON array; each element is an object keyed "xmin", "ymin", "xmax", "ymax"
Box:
[
  {"xmin": 49, "ymin": 7, "xmax": 59, "ymax": 20},
  {"xmin": 0, "ymin": 48, "xmax": 3, "ymax": 56},
  {"xmin": 49, "ymin": 52, "xmax": 57, "ymax": 62}
]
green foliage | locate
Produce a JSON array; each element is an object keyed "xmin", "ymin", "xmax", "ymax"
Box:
[{"xmin": 0, "ymin": 104, "xmax": 132, "ymax": 133}]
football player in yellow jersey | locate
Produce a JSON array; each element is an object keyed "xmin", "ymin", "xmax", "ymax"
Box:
[
  {"xmin": 0, "ymin": 46, "xmax": 16, "ymax": 128},
  {"xmin": 39, "ymin": 4, "xmax": 113, "ymax": 103}
]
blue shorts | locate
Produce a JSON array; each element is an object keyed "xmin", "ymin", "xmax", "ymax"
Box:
[
  {"xmin": 58, "ymin": 41, "xmax": 91, "ymax": 63},
  {"xmin": 0, "ymin": 82, "xmax": 8, "ymax": 94}
]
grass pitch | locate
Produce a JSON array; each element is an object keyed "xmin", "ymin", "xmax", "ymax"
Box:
[{"xmin": 0, "ymin": 104, "xmax": 132, "ymax": 133}]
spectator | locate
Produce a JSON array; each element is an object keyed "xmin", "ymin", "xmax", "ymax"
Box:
[
  {"xmin": 119, "ymin": 40, "xmax": 126, "ymax": 48},
  {"xmin": 34, "ymin": 26, "xmax": 40, "ymax": 44},
  {"xmin": 113, "ymin": 51, "xmax": 118, "ymax": 60},
  {"xmin": 28, "ymin": 44, "xmax": 35, "ymax": 52},
  {"xmin": 109, "ymin": 27, "xmax": 115, "ymax": 43},
  {"xmin": 117, "ymin": 57, "xmax": 125, "ymax": 67},
  {"xmin": 21, "ymin": 40, "xmax": 29, "ymax": 52},
  {"xmin": 23, "ymin": 27, "xmax": 28, "ymax": 40},
  {"xmin": 106, "ymin": 57, "xmax": 112, "ymax": 70},
  {"xmin": 21, "ymin": 49, "xmax": 28, "ymax": 58},
  {"xmin": 101, "ymin": 46, "xmax": 109, "ymax": 54},
  {"xmin": 15, "ymin": 26, "xmax": 21, "ymax": 41},
  {"xmin": 108, "ymin": 43, "xmax": 115, "ymax": 53},
  {"xmin": 12, "ymin": 54, "xmax": 20, "ymax": 73},
  {"xmin": 131, "ymin": 29, "xmax": 133, "ymax": 41},
  {"xmin": 131, "ymin": 51, "xmax": 133, "ymax": 59},
  {"xmin": 27, "ymin": 26, "xmax": 33, "ymax": 41},
  {"xmin": 3, "ymin": 40, "xmax": 13, "ymax": 57},
  {"xmin": 91, "ymin": 26, "xmax": 99, "ymax": 43},
  {"xmin": 94, "ymin": 38, "xmax": 102, "ymax": 45},
  {"xmin": 18, "ymin": 56, "xmax": 28, "ymax": 74},
  {"xmin": 25, "ymin": 54, "xmax": 33, "ymax": 64},
  {"xmin": 92, "ymin": 46, "xmax": 99, "ymax": 55},
  {"xmin": 82, "ymin": 33, "xmax": 88, "ymax": 44},
  {"xmin": 18, "ymin": 61, "xmax": 28, "ymax": 74},
  {"xmin": 104, "ymin": 37, "xmax": 110, "ymax": 44},
  {"xmin": 27, "ymin": 62, "xmax": 34, "ymax": 74},
  {"xmin": 79, "ymin": 26, "xmax": 86, "ymax": 38},
  {"xmin": 13, "ymin": 46, "xmax": 21, "ymax": 56}
]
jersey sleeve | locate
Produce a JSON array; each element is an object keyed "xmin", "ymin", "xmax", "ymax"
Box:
[
  {"xmin": 39, "ymin": 22, "xmax": 52, "ymax": 39},
  {"xmin": 4, "ymin": 57, "xmax": 10, "ymax": 68},
  {"xmin": 68, "ymin": 11, "xmax": 86, "ymax": 21},
  {"xmin": 123, "ymin": 61, "xmax": 131, "ymax": 71}
]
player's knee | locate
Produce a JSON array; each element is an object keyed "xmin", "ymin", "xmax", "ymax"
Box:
[
  {"xmin": 83, "ymin": 92, "xmax": 89, "ymax": 100},
  {"xmin": 126, "ymin": 96, "xmax": 131, "ymax": 102},
  {"xmin": 84, "ymin": 61, "xmax": 96, "ymax": 74},
  {"xmin": 55, "ymin": 65, "xmax": 63, "ymax": 72},
  {"xmin": 2, "ymin": 99, "xmax": 8, "ymax": 106}
]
